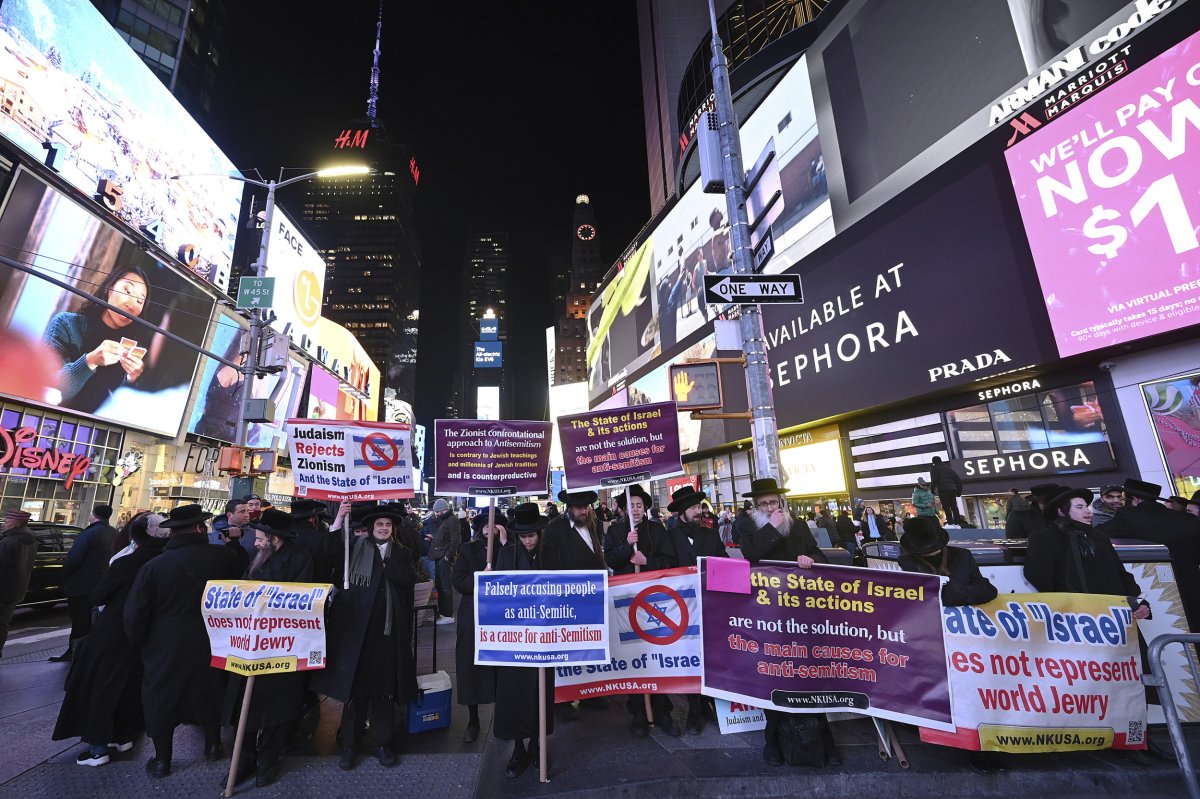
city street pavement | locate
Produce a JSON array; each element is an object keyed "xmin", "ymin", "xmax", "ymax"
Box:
[{"xmin": 0, "ymin": 605, "xmax": 1191, "ymax": 798}]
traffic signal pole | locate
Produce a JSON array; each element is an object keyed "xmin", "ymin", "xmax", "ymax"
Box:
[{"xmin": 706, "ymin": 0, "xmax": 784, "ymax": 483}]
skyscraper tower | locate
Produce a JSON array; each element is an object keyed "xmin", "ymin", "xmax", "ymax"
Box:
[
  {"xmin": 461, "ymin": 232, "xmax": 511, "ymax": 419},
  {"xmin": 552, "ymin": 195, "xmax": 604, "ymax": 386},
  {"xmin": 301, "ymin": 4, "xmax": 422, "ymax": 411}
]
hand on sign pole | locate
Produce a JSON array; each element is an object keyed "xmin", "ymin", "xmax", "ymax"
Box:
[{"xmin": 797, "ymin": 555, "xmax": 814, "ymax": 569}]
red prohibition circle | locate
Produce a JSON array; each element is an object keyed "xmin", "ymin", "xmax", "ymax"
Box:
[{"xmin": 628, "ymin": 584, "xmax": 688, "ymax": 646}]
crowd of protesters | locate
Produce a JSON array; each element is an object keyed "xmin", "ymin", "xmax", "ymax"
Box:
[{"xmin": 0, "ymin": 464, "xmax": 1194, "ymax": 784}]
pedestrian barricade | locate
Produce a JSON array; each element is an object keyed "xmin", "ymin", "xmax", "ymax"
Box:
[{"xmin": 1145, "ymin": 633, "xmax": 1200, "ymax": 799}]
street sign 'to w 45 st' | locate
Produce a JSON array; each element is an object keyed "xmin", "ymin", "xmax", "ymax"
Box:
[{"xmin": 703, "ymin": 274, "xmax": 803, "ymax": 306}]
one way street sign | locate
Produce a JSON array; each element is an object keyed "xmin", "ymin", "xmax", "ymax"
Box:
[{"xmin": 703, "ymin": 274, "xmax": 803, "ymax": 305}]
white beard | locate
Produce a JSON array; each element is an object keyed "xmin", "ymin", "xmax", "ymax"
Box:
[{"xmin": 751, "ymin": 507, "xmax": 792, "ymax": 537}]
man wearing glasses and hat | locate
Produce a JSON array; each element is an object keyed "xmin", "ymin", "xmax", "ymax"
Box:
[
  {"xmin": 123, "ymin": 504, "xmax": 243, "ymax": 779},
  {"xmin": 1098, "ymin": 478, "xmax": 1200, "ymax": 632},
  {"xmin": 312, "ymin": 506, "xmax": 417, "ymax": 771},
  {"xmin": 223, "ymin": 509, "xmax": 313, "ymax": 788}
]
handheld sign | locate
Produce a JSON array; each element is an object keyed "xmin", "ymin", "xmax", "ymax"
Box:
[
  {"xmin": 203, "ymin": 580, "xmax": 333, "ymax": 675},
  {"xmin": 556, "ymin": 402, "xmax": 683, "ymax": 491},
  {"xmin": 286, "ymin": 419, "xmax": 413, "ymax": 501},
  {"xmin": 434, "ymin": 419, "xmax": 552, "ymax": 497},
  {"xmin": 475, "ymin": 570, "xmax": 609, "ymax": 666}
]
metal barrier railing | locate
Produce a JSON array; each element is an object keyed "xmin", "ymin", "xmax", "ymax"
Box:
[{"xmin": 1144, "ymin": 633, "xmax": 1200, "ymax": 799}]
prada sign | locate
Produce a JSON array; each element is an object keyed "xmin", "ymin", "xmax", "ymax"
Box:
[{"xmin": 951, "ymin": 442, "xmax": 1115, "ymax": 481}]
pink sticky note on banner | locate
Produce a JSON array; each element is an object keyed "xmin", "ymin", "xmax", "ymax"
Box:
[{"xmin": 707, "ymin": 557, "xmax": 751, "ymax": 594}]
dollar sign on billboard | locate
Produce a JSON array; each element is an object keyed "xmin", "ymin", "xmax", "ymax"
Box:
[{"xmin": 1083, "ymin": 205, "xmax": 1128, "ymax": 260}]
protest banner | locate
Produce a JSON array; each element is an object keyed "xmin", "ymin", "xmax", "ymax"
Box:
[
  {"xmin": 202, "ymin": 580, "xmax": 333, "ymax": 676},
  {"xmin": 557, "ymin": 402, "xmax": 683, "ymax": 491},
  {"xmin": 475, "ymin": 570, "xmax": 609, "ymax": 666},
  {"xmin": 285, "ymin": 418, "xmax": 413, "ymax": 501},
  {"xmin": 920, "ymin": 593, "xmax": 1146, "ymax": 752},
  {"xmin": 701, "ymin": 560, "xmax": 954, "ymax": 730},
  {"xmin": 433, "ymin": 419, "xmax": 552, "ymax": 496},
  {"xmin": 554, "ymin": 567, "xmax": 701, "ymax": 701},
  {"xmin": 715, "ymin": 699, "xmax": 767, "ymax": 734}
]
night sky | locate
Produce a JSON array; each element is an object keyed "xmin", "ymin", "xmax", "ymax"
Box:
[{"xmin": 214, "ymin": 0, "xmax": 651, "ymax": 427}]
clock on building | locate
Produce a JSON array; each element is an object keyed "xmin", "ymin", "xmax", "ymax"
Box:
[{"xmin": 576, "ymin": 224, "xmax": 596, "ymax": 241}]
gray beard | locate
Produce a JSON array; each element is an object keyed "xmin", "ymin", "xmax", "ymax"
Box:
[
  {"xmin": 751, "ymin": 508, "xmax": 792, "ymax": 537},
  {"xmin": 250, "ymin": 541, "xmax": 275, "ymax": 576}
]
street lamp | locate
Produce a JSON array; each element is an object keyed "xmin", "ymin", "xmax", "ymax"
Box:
[{"xmin": 170, "ymin": 166, "xmax": 371, "ymax": 446}]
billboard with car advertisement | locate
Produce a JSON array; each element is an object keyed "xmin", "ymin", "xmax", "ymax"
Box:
[
  {"xmin": 0, "ymin": 169, "xmax": 213, "ymax": 437},
  {"xmin": 0, "ymin": 0, "xmax": 243, "ymax": 291}
]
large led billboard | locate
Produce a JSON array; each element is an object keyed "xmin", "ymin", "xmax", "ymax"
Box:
[
  {"xmin": 264, "ymin": 209, "xmax": 325, "ymax": 357},
  {"xmin": 588, "ymin": 55, "xmax": 833, "ymax": 407},
  {"xmin": 187, "ymin": 309, "xmax": 305, "ymax": 448},
  {"xmin": 0, "ymin": 0, "xmax": 242, "ymax": 291},
  {"xmin": 1005, "ymin": 28, "xmax": 1200, "ymax": 357},
  {"xmin": 0, "ymin": 169, "xmax": 213, "ymax": 436},
  {"xmin": 314, "ymin": 317, "xmax": 379, "ymax": 421}
]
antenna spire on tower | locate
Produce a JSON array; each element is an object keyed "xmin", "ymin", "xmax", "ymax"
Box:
[{"xmin": 367, "ymin": 1, "xmax": 382, "ymax": 127}]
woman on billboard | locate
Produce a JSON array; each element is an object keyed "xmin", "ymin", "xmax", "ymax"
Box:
[{"xmin": 42, "ymin": 267, "xmax": 149, "ymax": 414}]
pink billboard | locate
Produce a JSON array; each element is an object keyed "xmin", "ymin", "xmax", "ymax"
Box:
[{"xmin": 1005, "ymin": 30, "xmax": 1200, "ymax": 357}]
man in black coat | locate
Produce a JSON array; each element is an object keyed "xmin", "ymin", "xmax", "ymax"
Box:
[
  {"xmin": 929, "ymin": 457, "xmax": 965, "ymax": 525},
  {"xmin": 542, "ymin": 489, "xmax": 609, "ymax": 720},
  {"xmin": 123, "ymin": 504, "xmax": 243, "ymax": 779},
  {"xmin": 290, "ymin": 499, "xmax": 339, "ymax": 584},
  {"xmin": 667, "ymin": 486, "xmax": 727, "ymax": 734},
  {"xmin": 453, "ymin": 513, "xmax": 503, "ymax": 743},
  {"xmin": 1004, "ymin": 483, "xmax": 1060, "ymax": 540},
  {"xmin": 0, "ymin": 510, "xmax": 37, "ymax": 659},
  {"xmin": 311, "ymin": 509, "xmax": 417, "ymax": 771},
  {"xmin": 1098, "ymin": 478, "xmax": 1200, "ymax": 632},
  {"xmin": 602, "ymin": 484, "xmax": 682, "ymax": 736},
  {"xmin": 52, "ymin": 503, "xmax": 117, "ymax": 662},
  {"xmin": 737, "ymin": 478, "xmax": 842, "ymax": 768},
  {"xmin": 224, "ymin": 509, "xmax": 314, "ymax": 788}
]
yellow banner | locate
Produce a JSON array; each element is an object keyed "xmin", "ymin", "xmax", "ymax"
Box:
[
  {"xmin": 225, "ymin": 654, "xmax": 298, "ymax": 676},
  {"xmin": 979, "ymin": 724, "xmax": 1114, "ymax": 753}
]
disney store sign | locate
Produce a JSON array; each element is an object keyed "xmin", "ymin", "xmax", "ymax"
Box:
[{"xmin": 0, "ymin": 425, "xmax": 91, "ymax": 489}]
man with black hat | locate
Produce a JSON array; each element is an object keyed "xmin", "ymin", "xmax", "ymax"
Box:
[
  {"xmin": 1098, "ymin": 478, "xmax": 1200, "ymax": 631},
  {"xmin": 668, "ymin": 485, "xmax": 727, "ymax": 734},
  {"xmin": 290, "ymin": 498, "xmax": 340, "ymax": 584},
  {"xmin": 123, "ymin": 503, "xmax": 243, "ymax": 779},
  {"xmin": 428, "ymin": 498, "xmax": 461, "ymax": 623},
  {"xmin": 453, "ymin": 512, "xmax": 505, "ymax": 742},
  {"xmin": 1004, "ymin": 483, "xmax": 1059, "ymax": 540},
  {"xmin": 0, "ymin": 509, "xmax": 36, "ymax": 658},
  {"xmin": 223, "ymin": 509, "xmax": 313, "ymax": 787},
  {"xmin": 542, "ymin": 488, "xmax": 608, "ymax": 720},
  {"xmin": 312, "ymin": 507, "xmax": 417, "ymax": 771},
  {"xmin": 1089, "ymin": 484, "xmax": 1124, "ymax": 527},
  {"xmin": 52, "ymin": 503, "xmax": 117, "ymax": 662}
]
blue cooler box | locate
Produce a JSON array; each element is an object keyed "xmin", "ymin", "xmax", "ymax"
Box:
[{"xmin": 408, "ymin": 670, "xmax": 452, "ymax": 733}]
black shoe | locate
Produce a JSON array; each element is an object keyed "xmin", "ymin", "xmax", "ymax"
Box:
[
  {"xmin": 580, "ymin": 697, "xmax": 609, "ymax": 710},
  {"xmin": 631, "ymin": 718, "xmax": 649, "ymax": 738},
  {"xmin": 48, "ymin": 651, "xmax": 71, "ymax": 663},
  {"xmin": 339, "ymin": 748, "xmax": 356, "ymax": 771},
  {"xmin": 656, "ymin": 713, "xmax": 683, "ymax": 737},
  {"xmin": 463, "ymin": 723, "xmax": 480, "ymax": 743},
  {"xmin": 967, "ymin": 751, "xmax": 997, "ymax": 775},
  {"xmin": 145, "ymin": 756, "xmax": 171, "ymax": 779},
  {"xmin": 986, "ymin": 752, "xmax": 1007, "ymax": 773},
  {"xmin": 555, "ymin": 702, "xmax": 580, "ymax": 721},
  {"xmin": 203, "ymin": 740, "xmax": 225, "ymax": 761},
  {"xmin": 825, "ymin": 743, "xmax": 844, "ymax": 767},
  {"xmin": 504, "ymin": 753, "xmax": 529, "ymax": 778},
  {"xmin": 685, "ymin": 711, "xmax": 704, "ymax": 735},
  {"xmin": 375, "ymin": 746, "xmax": 397, "ymax": 767},
  {"xmin": 763, "ymin": 745, "xmax": 783, "ymax": 766},
  {"xmin": 254, "ymin": 763, "xmax": 279, "ymax": 788}
]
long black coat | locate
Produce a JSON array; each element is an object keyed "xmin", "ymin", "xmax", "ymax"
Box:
[
  {"xmin": 672, "ymin": 521, "xmax": 728, "ymax": 567},
  {"xmin": 1005, "ymin": 507, "xmax": 1049, "ymax": 540},
  {"xmin": 310, "ymin": 538, "xmax": 417, "ymax": 705},
  {"xmin": 603, "ymin": 517, "xmax": 675, "ymax": 574},
  {"xmin": 53, "ymin": 541, "xmax": 165, "ymax": 742},
  {"xmin": 739, "ymin": 516, "xmax": 827, "ymax": 564},
  {"xmin": 63, "ymin": 521, "xmax": 116, "ymax": 596},
  {"xmin": 1099, "ymin": 503, "xmax": 1200, "ymax": 630},
  {"xmin": 1025, "ymin": 519, "xmax": 1141, "ymax": 599},
  {"xmin": 452, "ymin": 538, "xmax": 496, "ymax": 706},
  {"xmin": 898, "ymin": 546, "xmax": 997, "ymax": 607},
  {"xmin": 542, "ymin": 515, "xmax": 606, "ymax": 571},
  {"xmin": 492, "ymin": 541, "xmax": 555, "ymax": 740},
  {"xmin": 293, "ymin": 519, "xmax": 340, "ymax": 585},
  {"xmin": 123, "ymin": 533, "xmax": 243, "ymax": 737},
  {"xmin": 222, "ymin": 542, "xmax": 314, "ymax": 728}
]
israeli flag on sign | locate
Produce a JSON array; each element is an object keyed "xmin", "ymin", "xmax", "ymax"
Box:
[{"xmin": 611, "ymin": 568, "xmax": 701, "ymax": 644}]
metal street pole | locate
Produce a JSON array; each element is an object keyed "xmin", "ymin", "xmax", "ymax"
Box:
[
  {"xmin": 237, "ymin": 179, "xmax": 276, "ymax": 448},
  {"xmin": 706, "ymin": 0, "xmax": 783, "ymax": 482}
]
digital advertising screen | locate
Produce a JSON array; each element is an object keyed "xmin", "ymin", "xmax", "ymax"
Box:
[
  {"xmin": 264, "ymin": 209, "xmax": 326, "ymax": 357},
  {"xmin": 316, "ymin": 317, "xmax": 379, "ymax": 422},
  {"xmin": 307, "ymin": 367, "xmax": 341, "ymax": 420},
  {"xmin": 0, "ymin": 170, "xmax": 214, "ymax": 436},
  {"xmin": 1005, "ymin": 28, "xmax": 1200, "ymax": 357},
  {"xmin": 187, "ymin": 309, "xmax": 305, "ymax": 449},
  {"xmin": 0, "ymin": 0, "xmax": 243, "ymax": 291},
  {"xmin": 474, "ymin": 341, "xmax": 503, "ymax": 368}
]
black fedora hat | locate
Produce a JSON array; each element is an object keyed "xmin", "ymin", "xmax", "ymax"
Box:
[
  {"xmin": 615, "ymin": 484, "xmax": 653, "ymax": 510},
  {"xmin": 160, "ymin": 503, "xmax": 214, "ymax": 529},
  {"xmin": 349, "ymin": 502, "xmax": 379, "ymax": 528},
  {"xmin": 900, "ymin": 516, "xmax": 949, "ymax": 555},
  {"xmin": 1043, "ymin": 487, "xmax": 1095, "ymax": 521},
  {"xmin": 667, "ymin": 485, "xmax": 707, "ymax": 513},
  {"xmin": 743, "ymin": 478, "xmax": 786, "ymax": 499},
  {"xmin": 360, "ymin": 508, "xmax": 407, "ymax": 529},
  {"xmin": 508, "ymin": 502, "xmax": 549, "ymax": 534},
  {"xmin": 252, "ymin": 508, "xmax": 298, "ymax": 539},
  {"xmin": 558, "ymin": 488, "xmax": 598, "ymax": 506},
  {"xmin": 472, "ymin": 511, "xmax": 507, "ymax": 534},
  {"xmin": 290, "ymin": 498, "xmax": 330, "ymax": 521},
  {"xmin": 1122, "ymin": 478, "xmax": 1166, "ymax": 502},
  {"xmin": 1028, "ymin": 482, "xmax": 1063, "ymax": 502}
]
